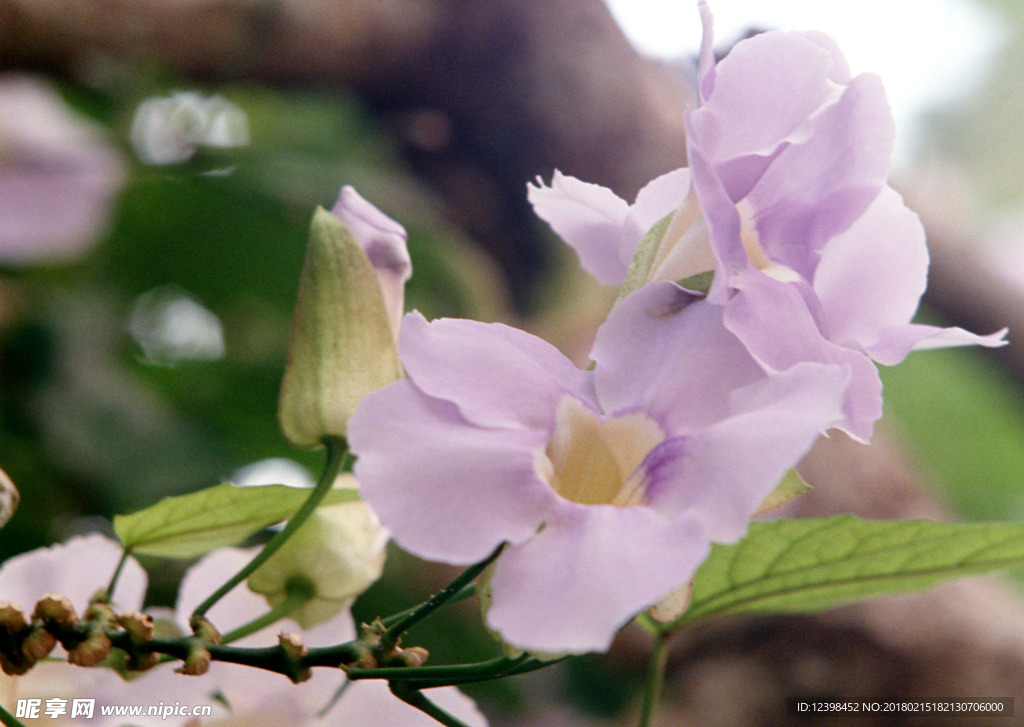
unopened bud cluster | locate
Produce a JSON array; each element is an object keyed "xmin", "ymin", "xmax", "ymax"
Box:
[{"xmin": 0, "ymin": 593, "xmax": 160, "ymax": 676}]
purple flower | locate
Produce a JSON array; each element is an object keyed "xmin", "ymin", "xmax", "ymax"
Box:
[
  {"xmin": 528, "ymin": 3, "xmax": 1006, "ymax": 441},
  {"xmin": 349, "ymin": 283, "xmax": 847, "ymax": 653}
]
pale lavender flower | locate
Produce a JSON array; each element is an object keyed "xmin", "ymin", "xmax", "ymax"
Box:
[
  {"xmin": 349, "ymin": 283, "xmax": 847, "ymax": 654},
  {"xmin": 528, "ymin": 3, "xmax": 1006, "ymax": 442},
  {"xmin": 0, "ymin": 74, "xmax": 125, "ymax": 264}
]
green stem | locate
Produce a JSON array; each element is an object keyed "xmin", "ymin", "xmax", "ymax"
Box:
[
  {"xmin": 390, "ymin": 681, "xmax": 472, "ymax": 727},
  {"xmin": 638, "ymin": 632, "xmax": 670, "ymax": 727},
  {"xmin": 379, "ymin": 584, "xmax": 476, "ymax": 628},
  {"xmin": 0, "ymin": 704, "xmax": 26, "ymax": 727},
  {"xmin": 104, "ymin": 549, "xmax": 132, "ymax": 602},
  {"xmin": 220, "ymin": 582, "xmax": 313, "ymax": 644},
  {"xmin": 381, "ymin": 544, "xmax": 503, "ymax": 650},
  {"xmin": 346, "ymin": 655, "xmax": 527, "ymax": 683},
  {"xmin": 191, "ymin": 437, "xmax": 348, "ymax": 620}
]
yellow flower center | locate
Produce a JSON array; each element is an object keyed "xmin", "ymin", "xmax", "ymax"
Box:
[{"xmin": 536, "ymin": 397, "xmax": 665, "ymax": 507}]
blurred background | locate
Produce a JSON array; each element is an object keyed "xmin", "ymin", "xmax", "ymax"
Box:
[{"xmin": 1, "ymin": 0, "xmax": 1024, "ymax": 724}]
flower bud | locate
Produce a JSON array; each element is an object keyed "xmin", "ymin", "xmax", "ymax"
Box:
[
  {"xmin": 248, "ymin": 475, "xmax": 388, "ymax": 628},
  {"xmin": 0, "ymin": 468, "xmax": 18, "ymax": 528},
  {"xmin": 278, "ymin": 201, "xmax": 407, "ymax": 448},
  {"xmin": 68, "ymin": 630, "xmax": 112, "ymax": 666},
  {"xmin": 33, "ymin": 594, "xmax": 77, "ymax": 628},
  {"xmin": 118, "ymin": 610, "xmax": 155, "ymax": 644},
  {"xmin": 0, "ymin": 602, "xmax": 28, "ymax": 634},
  {"xmin": 20, "ymin": 625, "xmax": 57, "ymax": 662}
]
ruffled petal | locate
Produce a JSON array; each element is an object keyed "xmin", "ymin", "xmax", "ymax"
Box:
[
  {"xmin": 350, "ymin": 380, "xmax": 557, "ymax": 564},
  {"xmin": 724, "ymin": 272, "xmax": 884, "ymax": 441},
  {"xmin": 486, "ymin": 504, "xmax": 707, "ymax": 654},
  {"xmin": 642, "ymin": 361, "xmax": 847, "ymax": 536},
  {"xmin": 398, "ymin": 311, "xmax": 593, "ymax": 431},
  {"xmin": 528, "ymin": 171, "xmax": 632, "ymax": 284},
  {"xmin": 747, "ymin": 73, "xmax": 895, "ymax": 279},
  {"xmin": 688, "ymin": 31, "xmax": 841, "ymax": 200},
  {"xmin": 813, "ymin": 186, "xmax": 928, "ymax": 349},
  {"xmin": 591, "ymin": 283, "xmax": 762, "ymax": 433}
]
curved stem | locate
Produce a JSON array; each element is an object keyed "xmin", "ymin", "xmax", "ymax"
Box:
[
  {"xmin": 379, "ymin": 583, "xmax": 476, "ymax": 629},
  {"xmin": 220, "ymin": 583, "xmax": 312, "ymax": 644},
  {"xmin": 191, "ymin": 437, "xmax": 348, "ymax": 620},
  {"xmin": 390, "ymin": 682, "xmax": 472, "ymax": 727},
  {"xmin": 638, "ymin": 631, "xmax": 669, "ymax": 727},
  {"xmin": 346, "ymin": 655, "xmax": 527, "ymax": 683},
  {"xmin": 104, "ymin": 549, "xmax": 132, "ymax": 603},
  {"xmin": 0, "ymin": 704, "xmax": 27, "ymax": 727},
  {"xmin": 381, "ymin": 543, "xmax": 503, "ymax": 650}
]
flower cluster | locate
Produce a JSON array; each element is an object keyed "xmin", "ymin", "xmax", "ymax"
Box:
[{"xmin": 348, "ymin": 0, "xmax": 1006, "ymax": 657}]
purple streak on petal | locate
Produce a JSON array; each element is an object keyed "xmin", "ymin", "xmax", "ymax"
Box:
[
  {"xmin": 748, "ymin": 74, "xmax": 895, "ymax": 280},
  {"xmin": 349, "ymin": 379, "xmax": 556, "ymax": 564},
  {"xmin": 486, "ymin": 504, "xmax": 708, "ymax": 653},
  {"xmin": 592, "ymin": 283, "xmax": 761, "ymax": 433},
  {"xmin": 724, "ymin": 273, "xmax": 883, "ymax": 441},
  {"xmin": 331, "ymin": 186, "xmax": 411, "ymax": 337},
  {"xmin": 688, "ymin": 32, "xmax": 839, "ymax": 201},
  {"xmin": 398, "ymin": 311, "xmax": 594, "ymax": 431},
  {"xmin": 813, "ymin": 187, "xmax": 929, "ymax": 349},
  {"xmin": 528, "ymin": 171, "xmax": 632, "ymax": 285},
  {"xmin": 642, "ymin": 361, "xmax": 847, "ymax": 538}
]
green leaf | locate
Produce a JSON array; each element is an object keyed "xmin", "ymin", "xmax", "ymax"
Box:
[
  {"xmin": 114, "ymin": 483, "xmax": 360, "ymax": 558},
  {"xmin": 668, "ymin": 515, "xmax": 1024, "ymax": 629}
]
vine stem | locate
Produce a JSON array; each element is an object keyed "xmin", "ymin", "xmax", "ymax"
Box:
[
  {"xmin": 104, "ymin": 549, "xmax": 132, "ymax": 603},
  {"xmin": 191, "ymin": 437, "xmax": 348, "ymax": 620},
  {"xmin": 390, "ymin": 681, "xmax": 473, "ymax": 727},
  {"xmin": 0, "ymin": 704, "xmax": 26, "ymax": 727},
  {"xmin": 219, "ymin": 582, "xmax": 312, "ymax": 644},
  {"xmin": 638, "ymin": 631, "xmax": 669, "ymax": 727},
  {"xmin": 380, "ymin": 543, "xmax": 504, "ymax": 650}
]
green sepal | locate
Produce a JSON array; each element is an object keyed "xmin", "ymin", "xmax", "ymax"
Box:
[{"xmin": 616, "ymin": 213, "xmax": 673, "ymax": 302}]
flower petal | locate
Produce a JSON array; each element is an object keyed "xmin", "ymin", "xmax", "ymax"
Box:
[
  {"xmin": 592, "ymin": 283, "xmax": 762, "ymax": 433},
  {"xmin": 486, "ymin": 505, "xmax": 708, "ymax": 654},
  {"xmin": 528, "ymin": 171, "xmax": 632, "ymax": 284},
  {"xmin": 642, "ymin": 361, "xmax": 847, "ymax": 538},
  {"xmin": 724, "ymin": 272, "xmax": 884, "ymax": 441},
  {"xmin": 350, "ymin": 379, "xmax": 556, "ymax": 564},
  {"xmin": 398, "ymin": 311, "xmax": 593, "ymax": 431},
  {"xmin": 688, "ymin": 31, "xmax": 841, "ymax": 200},
  {"xmin": 813, "ymin": 186, "xmax": 928, "ymax": 349},
  {"xmin": 747, "ymin": 73, "xmax": 895, "ymax": 279}
]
